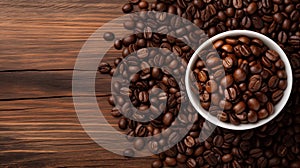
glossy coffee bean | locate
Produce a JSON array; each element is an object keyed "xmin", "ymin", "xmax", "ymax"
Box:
[{"xmin": 248, "ymin": 98, "xmax": 260, "ymax": 111}]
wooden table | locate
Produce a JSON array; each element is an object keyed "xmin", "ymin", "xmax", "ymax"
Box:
[{"xmin": 0, "ymin": 0, "xmax": 155, "ymax": 167}]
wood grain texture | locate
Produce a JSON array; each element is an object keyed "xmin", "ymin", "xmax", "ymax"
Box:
[{"xmin": 0, "ymin": 1, "xmax": 155, "ymax": 167}]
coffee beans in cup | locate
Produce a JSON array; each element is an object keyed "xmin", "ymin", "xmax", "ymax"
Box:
[{"xmin": 192, "ymin": 35, "xmax": 288, "ymax": 125}]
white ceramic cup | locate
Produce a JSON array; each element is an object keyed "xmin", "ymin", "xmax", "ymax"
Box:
[{"xmin": 185, "ymin": 30, "xmax": 293, "ymax": 130}]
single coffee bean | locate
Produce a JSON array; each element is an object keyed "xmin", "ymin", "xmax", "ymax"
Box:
[
  {"xmin": 219, "ymin": 96, "xmax": 233, "ymax": 108},
  {"xmin": 233, "ymin": 101, "xmax": 246, "ymax": 114},
  {"xmin": 198, "ymin": 70, "xmax": 208, "ymax": 82},
  {"xmin": 152, "ymin": 160, "xmax": 163, "ymax": 168},
  {"xmin": 163, "ymin": 112, "xmax": 173, "ymax": 126},
  {"xmin": 214, "ymin": 40, "xmax": 224, "ymax": 49},
  {"xmin": 248, "ymin": 110, "xmax": 258, "ymax": 123},
  {"xmin": 184, "ymin": 136, "xmax": 195, "ymax": 148},
  {"xmin": 248, "ymin": 75, "xmax": 262, "ymax": 92},
  {"xmin": 111, "ymin": 107, "xmax": 122, "ymax": 117},
  {"xmin": 204, "ymin": 152, "xmax": 218, "ymax": 166},
  {"xmin": 255, "ymin": 92, "xmax": 268, "ymax": 104},
  {"xmin": 246, "ymin": 2, "xmax": 258, "ymax": 14},
  {"xmin": 274, "ymin": 13, "xmax": 284, "ymax": 23},
  {"xmin": 223, "ymin": 56, "xmax": 234, "ymax": 70},
  {"xmin": 118, "ymin": 118, "xmax": 128, "ymax": 130},
  {"xmin": 266, "ymin": 50, "xmax": 279, "ymax": 62},
  {"xmin": 272, "ymin": 89, "xmax": 283, "ymax": 103},
  {"xmin": 122, "ymin": 3, "xmax": 133, "ymax": 13},
  {"xmin": 249, "ymin": 61, "xmax": 263, "ymax": 74},
  {"xmin": 258, "ymin": 108, "xmax": 269, "ymax": 119},
  {"xmin": 134, "ymin": 138, "xmax": 145, "ymax": 150},
  {"xmin": 224, "ymin": 87, "xmax": 238, "ymax": 101},
  {"xmin": 278, "ymin": 80, "xmax": 287, "ymax": 90},
  {"xmin": 268, "ymin": 75, "xmax": 279, "ymax": 88},
  {"xmin": 249, "ymin": 148, "xmax": 263, "ymax": 158},
  {"xmin": 165, "ymin": 157, "xmax": 177, "ymax": 166},
  {"xmin": 218, "ymin": 111, "xmax": 228, "ymax": 122},
  {"xmin": 206, "ymin": 56, "xmax": 222, "ymax": 68},
  {"xmin": 220, "ymin": 75, "xmax": 234, "ymax": 88},
  {"xmin": 213, "ymin": 135, "xmax": 224, "ymax": 147},
  {"xmin": 138, "ymin": 1, "xmax": 148, "ymax": 9},
  {"xmin": 98, "ymin": 62, "xmax": 112, "ymax": 74},
  {"xmin": 277, "ymin": 70, "xmax": 287, "ymax": 79},
  {"xmin": 229, "ymin": 113, "xmax": 241, "ymax": 125},
  {"xmin": 103, "ymin": 32, "xmax": 115, "ymax": 41},
  {"xmin": 248, "ymin": 98, "xmax": 260, "ymax": 111},
  {"xmin": 233, "ymin": 0, "xmax": 243, "ymax": 9},
  {"xmin": 186, "ymin": 158, "xmax": 197, "ymax": 168},
  {"xmin": 123, "ymin": 148, "xmax": 134, "ymax": 157},
  {"xmin": 206, "ymin": 80, "xmax": 218, "ymax": 93},
  {"xmin": 233, "ymin": 68, "xmax": 247, "ymax": 82},
  {"xmin": 221, "ymin": 44, "xmax": 233, "ymax": 53},
  {"xmin": 275, "ymin": 59, "xmax": 285, "ymax": 69}
]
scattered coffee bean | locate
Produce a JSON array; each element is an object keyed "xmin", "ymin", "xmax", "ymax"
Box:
[{"xmin": 103, "ymin": 32, "xmax": 115, "ymax": 41}]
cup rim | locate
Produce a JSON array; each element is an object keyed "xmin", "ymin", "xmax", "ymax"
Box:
[{"xmin": 185, "ymin": 30, "xmax": 293, "ymax": 130}]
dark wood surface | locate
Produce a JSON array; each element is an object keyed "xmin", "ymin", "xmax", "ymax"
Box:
[{"xmin": 0, "ymin": 1, "xmax": 156, "ymax": 167}]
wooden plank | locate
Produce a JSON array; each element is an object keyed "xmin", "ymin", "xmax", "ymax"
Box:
[{"xmin": 0, "ymin": 0, "xmax": 156, "ymax": 167}]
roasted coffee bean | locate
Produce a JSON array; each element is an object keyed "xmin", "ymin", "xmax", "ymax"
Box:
[
  {"xmin": 206, "ymin": 56, "xmax": 222, "ymax": 68},
  {"xmin": 151, "ymin": 160, "xmax": 163, "ymax": 168},
  {"xmin": 118, "ymin": 118, "xmax": 128, "ymax": 130},
  {"xmin": 223, "ymin": 56, "xmax": 234, "ymax": 70},
  {"xmin": 268, "ymin": 75, "xmax": 279, "ymax": 88},
  {"xmin": 255, "ymin": 92, "xmax": 268, "ymax": 104},
  {"xmin": 133, "ymin": 138, "xmax": 145, "ymax": 150},
  {"xmin": 272, "ymin": 89, "xmax": 283, "ymax": 102},
  {"xmin": 213, "ymin": 135, "xmax": 224, "ymax": 147},
  {"xmin": 248, "ymin": 110, "xmax": 258, "ymax": 123},
  {"xmin": 206, "ymin": 80, "xmax": 218, "ymax": 93},
  {"xmin": 233, "ymin": 68, "xmax": 246, "ymax": 82},
  {"xmin": 278, "ymin": 80, "xmax": 287, "ymax": 90},
  {"xmin": 233, "ymin": 101, "xmax": 246, "ymax": 114},
  {"xmin": 138, "ymin": 1, "xmax": 148, "ymax": 9},
  {"xmin": 111, "ymin": 107, "xmax": 122, "ymax": 117},
  {"xmin": 266, "ymin": 50, "xmax": 279, "ymax": 62},
  {"xmin": 204, "ymin": 152, "xmax": 218, "ymax": 166},
  {"xmin": 184, "ymin": 136, "xmax": 195, "ymax": 148},
  {"xmin": 122, "ymin": 3, "xmax": 133, "ymax": 13},
  {"xmin": 257, "ymin": 157, "xmax": 268, "ymax": 168},
  {"xmin": 248, "ymin": 75, "xmax": 262, "ymax": 92},
  {"xmin": 274, "ymin": 13, "xmax": 284, "ymax": 24},
  {"xmin": 163, "ymin": 112, "xmax": 173, "ymax": 126},
  {"xmin": 222, "ymin": 44, "xmax": 233, "ymax": 53},
  {"xmin": 258, "ymin": 108, "xmax": 269, "ymax": 119},
  {"xmin": 165, "ymin": 157, "xmax": 176, "ymax": 166},
  {"xmin": 219, "ymin": 100, "xmax": 232, "ymax": 110},
  {"xmin": 249, "ymin": 61, "xmax": 263, "ymax": 74},
  {"xmin": 239, "ymin": 44, "xmax": 251, "ymax": 57},
  {"xmin": 200, "ymin": 92, "xmax": 210, "ymax": 102},
  {"xmin": 123, "ymin": 148, "xmax": 134, "ymax": 157},
  {"xmin": 186, "ymin": 158, "xmax": 197, "ymax": 168},
  {"xmin": 250, "ymin": 148, "xmax": 263, "ymax": 158},
  {"xmin": 103, "ymin": 32, "xmax": 115, "ymax": 41},
  {"xmin": 98, "ymin": 62, "xmax": 112, "ymax": 74},
  {"xmin": 138, "ymin": 91, "xmax": 149, "ymax": 103},
  {"xmin": 247, "ymin": 98, "xmax": 261, "ymax": 111},
  {"xmin": 197, "ymin": 70, "xmax": 208, "ymax": 82},
  {"xmin": 220, "ymin": 75, "xmax": 234, "ymax": 88},
  {"xmin": 246, "ymin": 2, "xmax": 257, "ymax": 14},
  {"xmin": 224, "ymin": 87, "xmax": 238, "ymax": 101}
]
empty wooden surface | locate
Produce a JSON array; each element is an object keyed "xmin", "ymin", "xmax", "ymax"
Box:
[{"xmin": 0, "ymin": 0, "xmax": 155, "ymax": 167}]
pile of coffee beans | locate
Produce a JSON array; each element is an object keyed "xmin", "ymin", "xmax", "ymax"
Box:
[
  {"xmin": 192, "ymin": 35, "xmax": 288, "ymax": 124},
  {"xmin": 98, "ymin": 0, "xmax": 300, "ymax": 167}
]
